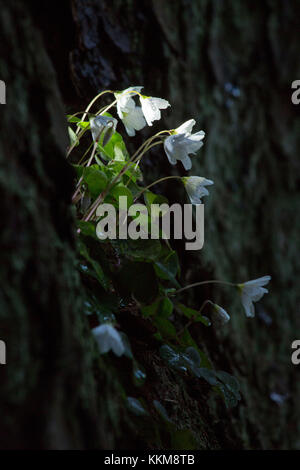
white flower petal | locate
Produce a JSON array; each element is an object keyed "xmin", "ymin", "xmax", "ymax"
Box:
[
  {"xmin": 116, "ymin": 96, "xmax": 135, "ymax": 119},
  {"xmin": 251, "ymin": 287, "xmax": 269, "ymax": 302},
  {"xmin": 89, "ymin": 115, "xmax": 117, "ymax": 142},
  {"xmin": 181, "ymin": 154, "xmax": 192, "ymax": 171},
  {"xmin": 164, "ymin": 146, "xmax": 177, "ymax": 165},
  {"xmin": 115, "ymin": 86, "xmax": 143, "ymax": 119},
  {"xmin": 122, "ymin": 106, "xmax": 146, "ymax": 136},
  {"xmin": 185, "ymin": 138, "xmax": 204, "ymax": 154},
  {"xmin": 163, "ymin": 120, "xmax": 205, "ymax": 170},
  {"xmin": 244, "ymin": 276, "xmax": 271, "ymax": 287},
  {"xmin": 190, "ymin": 130, "xmax": 205, "ymax": 140},
  {"xmin": 92, "ymin": 324, "xmax": 125, "ymax": 357},
  {"xmin": 140, "ymin": 96, "xmax": 170, "ymax": 126},
  {"xmin": 239, "ymin": 276, "xmax": 271, "ymax": 318},
  {"xmin": 152, "ymin": 97, "xmax": 170, "ymax": 109},
  {"xmin": 183, "ymin": 176, "xmax": 214, "ymax": 205},
  {"xmin": 213, "ymin": 304, "xmax": 230, "ymax": 324},
  {"xmin": 241, "ymin": 294, "xmax": 255, "ymax": 318},
  {"xmin": 175, "ymin": 119, "xmax": 196, "ymax": 135},
  {"xmin": 164, "ymin": 135, "xmax": 182, "ymax": 162},
  {"xmin": 124, "ymin": 124, "xmax": 136, "ymax": 137}
]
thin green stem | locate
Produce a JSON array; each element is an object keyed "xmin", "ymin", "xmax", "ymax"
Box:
[
  {"xmin": 72, "ymin": 141, "xmax": 98, "ymax": 203},
  {"xmin": 82, "ymin": 138, "xmax": 164, "ymax": 222},
  {"xmin": 97, "ymin": 99, "xmax": 117, "ymax": 116},
  {"xmin": 78, "ymin": 90, "xmax": 114, "ymax": 133},
  {"xmin": 134, "ymin": 175, "xmax": 182, "ymax": 202},
  {"xmin": 177, "ymin": 299, "xmax": 212, "ymax": 336},
  {"xmin": 174, "ymin": 280, "xmax": 237, "ymax": 296},
  {"xmin": 199, "ymin": 299, "xmax": 213, "ymax": 315},
  {"xmin": 66, "ymin": 127, "xmax": 86, "ymax": 157},
  {"xmin": 77, "ymin": 142, "xmax": 94, "ymax": 165},
  {"xmin": 130, "ymin": 130, "xmax": 170, "ymax": 162},
  {"xmin": 67, "ymin": 110, "xmax": 90, "ymax": 121}
]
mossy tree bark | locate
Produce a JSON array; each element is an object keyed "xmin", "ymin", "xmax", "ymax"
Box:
[{"xmin": 0, "ymin": 1, "xmax": 104, "ymax": 449}]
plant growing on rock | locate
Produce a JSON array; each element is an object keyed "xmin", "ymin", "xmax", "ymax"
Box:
[{"xmin": 67, "ymin": 86, "xmax": 271, "ymax": 414}]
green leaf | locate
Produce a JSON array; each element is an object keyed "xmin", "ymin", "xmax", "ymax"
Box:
[
  {"xmin": 111, "ymin": 184, "xmax": 133, "ymax": 208},
  {"xmin": 77, "ymin": 221, "xmax": 97, "ymax": 239},
  {"xmin": 68, "ymin": 126, "xmax": 79, "ymax": 147},
  {"xmin": 154, "ymin": 251, "xmax": 180, "ymax": 287},
  {"xmin": 153, "ymin": 316, "xmax": 177, "ymax": 340},
  {"xmin": 72, "ymin": 164, "xmax": 84, "ymax": 179},
  {"xmin": 179, "ymin": 329, "xmax": 211, "ymax": 368},
  {"xmin": 83, "ymin": 166, "xmax": 108, "ymax": 198},
  {"xmin": 114, "ymin": 141, "xmax": 127, "ymax": 161},
  {"xmin": 153, "ymin": 400, "xmax": 172, "ymax": 423},
  {"xmin": 141, "ymin": 296, "xmax": 173, "ymax": 319},
  {"xmin": 160, "ymin": 345, "xmax": 189, "ymax": 372},
  {"xmin": 159, "ymin": 297, "xmax": 173, "ymax": 318},
  {"xmin": 215, "ymin": 371, "xmax": 241, "ymax": 408},
  {"xmin": 78, "ymin": 121, "xmax": 90, "ymax": 129},
  {"xmin": 184, "ymin": 347, "xmax": 201, "ymax": 367},
  {"xmin": 217, "ymin": 383, "xmax": 241, "ymax": 409},
  {"xmin": 98, "ymin": 130, "xmax": 129, "ymax": 161},
  {"xmin": 82, "ymin": 293, "xmax": 117, "ymax": 323},
  {"xmin": 144, "ymin": 190, "xmax": 169, "ymax": 208},
  {"xmin": 113, "ymin": 238, "xmax": 162, "ymax": 261},
  {"xmin": 141, "ymin": 297, "xmax": 161, "ymax": 318},
  {"xmin": 132, "ymin": 361, "xmax": 147, "ymax": 386},
  {"xmin": 106, "ymin": 161, "xmax": 142, "ymax": 183},
  {"xmin": 194, "ymin": 368, "xmax": 219, "ymax": 386},
  {"xmin": 78, "ymin": 240, "xmax": 109, "ymax": 290},
  {"xmin": 115, "ymin": 261, "xmax": 158, "ymax": 303},
  {"xmin": 176, "ymin": 303, "xmax": 211, "ymax": 326},
  {"xmin": 67, "ymin": 115, "xmax": 81, "ymax": 123},
  {"xmin": 127, "ymin": 397, "xmax": 149, "ymax": 417}
]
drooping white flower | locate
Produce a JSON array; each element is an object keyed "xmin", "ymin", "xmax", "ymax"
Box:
[
  {"xmin": 212, "ymin": 303, "xmax": 230, "ymax": 324},
  {"xmin": 89, "ymin": 115, "xmax": 117, "ymax": 144},
  {"xmin": 114, "ymin": 86, "xmax": 146, "ymax": 136},
  {"xmin": 92, "ymin": 324, "xmax": 125, "ymax": 356},
  {"xmin": 175, "ymin": 119, "xmax": 197, "ymax": 135},
  {"xmin": 114, "ymin": 86, "xmax": 143, "ymax": 118},
  {"xmin": 140, "ymin": 95, "xmax": 170, "ymax": 126},
  {"xmin": 182, "ymin": 176, "xmax": 214, "ymax": 204},
  {"xmin": 238, "ymin": 276, "xmax": 271, "ymax": 318},
  {"xmin": 121, "ymin": 106, "xmax": 146, "ymax": 137},
  {"xmin": 164, "ymin": 119, "xmax": 205, "ymax": 170}
]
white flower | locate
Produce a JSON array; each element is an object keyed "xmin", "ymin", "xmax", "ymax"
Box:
[
  {"xmin": 238, "ymin": 276, "xmax": 271, "ymax": 318},
  {"xmin": 175, "ymin": 119, "xmax": 197, "ymax": 135},
  {"xmin": 164, "ymin": 119, "xmax": 205, "ymax": 170},
  {"xmin": 92, "ymin": 324, "xmax": 125, "ymax": 356},
  {"xmin": 121, "ymin": 106, "xmax": 146, "ymax": 137},
  {"xmin": 114, "ymin": 86, "xmax": 143, "ymax": 118},
  {"xmin": 89, "ymin": 115, "xmax": 117, "ymax": 144},
  {"xmin": 212, "ymin": 304, "xmax": 230, "ymax": 324},
  {"xmin": 140, "ymin": 96, "xmax": 170, "ymax": 126},
  {"xmin": 114, "ymin": 86, "xmax": 146, "ymax": 136},
  {"xmin": 182, "ymin": 176, "xmax": 214, "ymax": 204}
]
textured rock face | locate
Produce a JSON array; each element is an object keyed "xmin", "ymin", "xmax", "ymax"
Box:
[
  {"xmin": 0, "ymin": 0, "xmax": 299, "ymax": 449},
  {"xmin": 68, "ymin": 0, "xmax": 300, "ymax": 449}
]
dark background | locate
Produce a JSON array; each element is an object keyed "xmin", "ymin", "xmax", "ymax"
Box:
[{"xmin": 0, "ymin": 0, "xmax": 299, "ymax": 449}]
